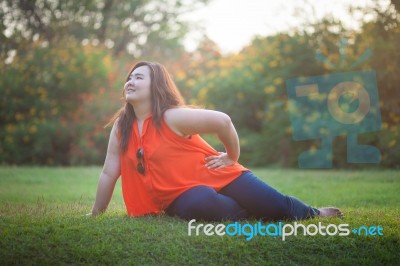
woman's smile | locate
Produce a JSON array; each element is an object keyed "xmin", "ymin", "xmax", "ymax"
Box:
[{"xmin": 125, "ymin": 83, "xmax": 137, "ymax": 93}]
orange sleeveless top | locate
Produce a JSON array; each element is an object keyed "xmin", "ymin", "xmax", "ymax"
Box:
[{"xmin": 119, "ymin": 113, "xmax": 248, "ymax": 216}]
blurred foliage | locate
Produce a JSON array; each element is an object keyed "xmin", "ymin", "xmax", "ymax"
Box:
[
  {"xmin": 0, "ymin": 0, "xmax": 208, "ymax": 165},
  {"xmin": 0, "ymin": 39, "xmax": 120, "ymax": 164},
  {"xmin": 0, "ymin": 0, "xmax": 208, "ymax": 57},
  {"xmin": 0, "ymin": 0, "xmax": 399, "ymax": 168},
  {"xmin": 175, "ymin": 1, "xmax": 400, "ymax": 168}
]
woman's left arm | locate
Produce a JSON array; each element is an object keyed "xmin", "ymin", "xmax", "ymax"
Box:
[{"xmin": 164, "ymin": 108, "xmax": 240, "ymax": 169}]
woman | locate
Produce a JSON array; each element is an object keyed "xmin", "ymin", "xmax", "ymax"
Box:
[{"xmin": 89, "ymin": 61, "xmax": 343, "ymax": 222}]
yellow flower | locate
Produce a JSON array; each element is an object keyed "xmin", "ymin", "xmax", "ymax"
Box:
[
  {"xmin": 29, "ymin": 125, "xmax": 38, "ymax": 134},
  {"xmin": 236, "ymin": 92, "xmax": 244, "ymax": 100},
  {"xmin": 273, "ymin": 77, "xmax": 283, "ymax": 86},
  {"xmin": 29, "ymin": 108, "xmax": 37, "ymax": 116},
  {"xmin": 176, "ymin": 70, "xmax": 186, "ymax": 80},
  {"xmin": 264, "ymin": 86, "xmax": 275, "ymax": 94},
  {"xmin": 15, "ymin": 113, "xmax": 24, "ymax": 121},
  {"xmin": 6, "ymin": 124, "xmax": 16, "ymax": 133},
  {"xmin": 187, "ymin": 79, "xmax": 195, "ymax": 88},
  {"xmin": 198, "ymin": 88, "xmax": 208, "ymax": 100},
  {"xmin": 269, "ymin": 60, "xmax": 278, "ymax": 68},
  {"xmin": 388, "ymin": 140, "xmax": 396, "ymax": 148}
]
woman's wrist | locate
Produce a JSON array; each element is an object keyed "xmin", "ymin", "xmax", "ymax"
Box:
[
  {"xmin": 221, "ymin": 152, "xmax": 237, "ymax": 165},
  {"xmin": 226, "ymin": 153, "xmax": 238, "ymax": 162},
  {"xmin": 225, "ymin": 146, "xmax": 239, "ymax": 162}
]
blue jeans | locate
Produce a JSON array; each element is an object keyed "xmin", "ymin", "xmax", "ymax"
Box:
[{"xmin": 165, "ymin": 170, "xmax": 320, "ymax": 222}]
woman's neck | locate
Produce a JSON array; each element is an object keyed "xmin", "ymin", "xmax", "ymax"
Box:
[{"xmin": 130, "ymin": 102, "xmax": 151, "ymax": 121}]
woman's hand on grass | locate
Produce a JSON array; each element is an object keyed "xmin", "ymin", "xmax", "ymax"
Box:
[{"xmin": 205, "ymin": 152, "xmax": 235, "ymax": 170}]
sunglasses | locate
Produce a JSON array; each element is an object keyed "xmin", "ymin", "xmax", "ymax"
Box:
[{"xmin": 136, "ymin": 147, "xmax": 145, "ymax": 175}]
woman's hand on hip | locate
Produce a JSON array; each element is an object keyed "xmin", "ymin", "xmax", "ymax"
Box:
[{"xmin": 205, "ymin": 152, "xmax": 235, "ymax": 170}]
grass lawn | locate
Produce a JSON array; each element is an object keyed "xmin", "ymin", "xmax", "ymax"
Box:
[{"xmin": 0, "ymin": 166, "xmax": 399, "ymax": 265}]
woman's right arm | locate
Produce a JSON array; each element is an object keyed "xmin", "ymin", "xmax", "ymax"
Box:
[{"xmin": 89, "ymin": 121, "xmax": 121, "ymax": 216}]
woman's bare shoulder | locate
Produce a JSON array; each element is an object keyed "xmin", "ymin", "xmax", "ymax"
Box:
[
  {"xmin": 163, "ymin": 107, "xmax": 195, "ymax": 137},
  {"xmin": 164, "ymin": 107, "xmax": 190, "ymax": 121}
]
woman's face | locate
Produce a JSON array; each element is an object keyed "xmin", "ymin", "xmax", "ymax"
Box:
[{"xmin": 124, "ymin": 65, "xmax": 152, "ymax": 104}]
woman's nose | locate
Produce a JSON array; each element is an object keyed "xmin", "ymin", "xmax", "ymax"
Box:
[{"xmin": 125, "ymin": 80, "xmax": 135, "ymax": 88}]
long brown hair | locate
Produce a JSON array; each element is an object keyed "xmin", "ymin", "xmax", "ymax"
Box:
[{"xmin": 107, "ymin": 61, "xmax": 185, "ymax": 152}]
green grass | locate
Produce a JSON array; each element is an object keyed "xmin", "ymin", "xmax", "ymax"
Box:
[{"xmin": 0, "ymin": 167, "xmax": 399, "ymax": 265}]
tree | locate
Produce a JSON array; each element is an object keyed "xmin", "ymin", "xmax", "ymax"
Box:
[
  {"xmin": 0, "ymin": 0, "xmax": 209, "ymax": 59},
  {"xmin": 0, "ymin": 39, "xmax": 115, "ymax": 164}
]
